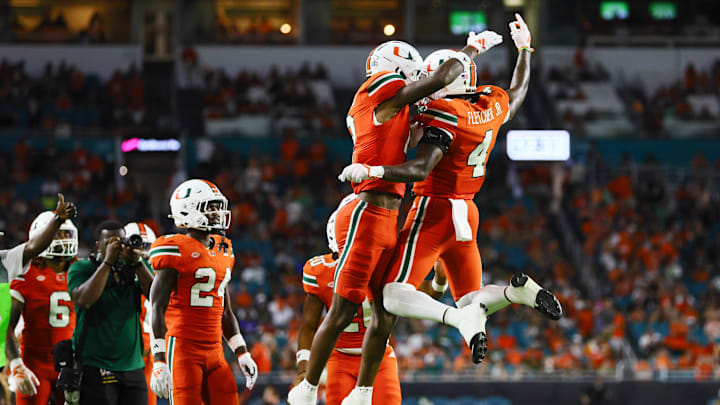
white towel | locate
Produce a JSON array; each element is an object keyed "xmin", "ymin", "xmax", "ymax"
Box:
[{"xmin": 449, "ymin": 199, "xmax": 473, "ymax": 242}]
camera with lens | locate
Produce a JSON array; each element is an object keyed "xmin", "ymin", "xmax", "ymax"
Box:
[
  {"xmin": 121, "ymin": 234, "xmax": 143, "ymax": 249},
  {"xmin": 53, "ymin": 339, "xmax": 83, "ymax": 391}
]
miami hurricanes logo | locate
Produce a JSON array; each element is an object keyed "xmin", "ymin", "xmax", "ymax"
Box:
[{"xmin": 175, "ymin": 188, "xmax": 191, "ymax": 199}]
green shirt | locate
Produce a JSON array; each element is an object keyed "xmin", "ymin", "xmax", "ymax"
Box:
[{"xmin": 68, "ymin": 259, "xmax": 145, "ymax": 371}]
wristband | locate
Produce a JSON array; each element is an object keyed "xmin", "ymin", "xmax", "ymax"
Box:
[
  {"xmin": 432, "ymin": 279, "xmax": 449, "ymax": 293},
  {"xmin": 228, "ymin": 334, "xmax": 247, "ymax": 352},
  {"xmin": 519, "ymin": 46, "xmax": 534, "ymax": 53},
  {"xmin": 296, "ymin": 349, "xmax": 311, "ymax": 365},
  {"xmin": 151, "ymin": 338, "xmax": 166, "ymax": 356},
  {"xmin": 9, "ymin": 358, "xmax": 23, "ymax": 370}
]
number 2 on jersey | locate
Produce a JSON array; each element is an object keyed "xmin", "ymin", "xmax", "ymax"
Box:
[
  {"xmin": 467, "ymin": 129, "xmax": 494, "ymax": 178},
  {"xmin": 190, "ymin": 267, "xmax": 231, "ymax": 307}
]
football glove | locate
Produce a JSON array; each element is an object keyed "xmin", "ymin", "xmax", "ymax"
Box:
[
  {"xmin": 338, "ymin": 163, "xmax": 385, "ymax": 183},
  {"xmin": 150, "ymin": 361, "xmax": 171, "ymax": 399},
  {"xmin": 466, "ymin": 31, "xmax": 503, "ymax": 54},
  {"xmin": 10, "ymin": 358, "xmax": 40, "ymax": 396},
  {"xmin": 237, "ymin": 352, "xmax": 258, "ymax": 389},
  {"xmin": 509, "ymin": 13, "xmax": 533, "ymax": 51}
]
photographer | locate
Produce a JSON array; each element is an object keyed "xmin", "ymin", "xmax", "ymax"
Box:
[{"xmin": 67, "ymin": 221, "xmax": 153, "ymax": 405}]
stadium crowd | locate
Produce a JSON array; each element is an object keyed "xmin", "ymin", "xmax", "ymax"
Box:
[{"xmin": 2, "ymin": 136, "xmax": 718, "ymax": 381}]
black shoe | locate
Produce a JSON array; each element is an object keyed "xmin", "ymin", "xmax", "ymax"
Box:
[
  {"xmin": 510, "ymin": 272, "xmax": 563, "ymax": 321},
  {"xmin": 470, "ymin": 331, "xmax": 487, "ymax": 364}
]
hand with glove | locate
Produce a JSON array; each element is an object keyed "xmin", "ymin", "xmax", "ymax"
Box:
[
  {"xmin": 338, "ymin": 163, "xmax": 385, "ymax": 183},
  {"xmin": 10, "ymin": 358, "xmax": 40, "ymax": 396},
  {"xmin": 466, "ymin": 30, "xmax": 503, "ymax": 54},
  {"xmin": 237, "ymin": 352, "xmax": 258, "ymax": 389},
  {"xmin": 150, "ymin": 361, "xmax": 171, "ymax": 398},
  {"xmin": 509, "ymin": 13, "xmax": 533, "ymax": 52}
]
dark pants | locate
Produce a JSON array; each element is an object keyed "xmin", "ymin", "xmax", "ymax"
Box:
[{"xmin": 79, "ymin": 366, "xmax": 147, "ymax": 405}]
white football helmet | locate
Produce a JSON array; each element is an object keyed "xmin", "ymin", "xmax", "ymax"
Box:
[
  {"xmin": 424, "ymin": 49, "xmax": 477, "ymax": 96},
  {"xmin": 366, "ymin": 41, "xmax": 425, "ymax": 82},
  {"xmin": 123, "ymin": 222, "xmax": 157, "ymax": 251},
  {"xmin": 169, "ymin": 179, "xmax": 231, "ymax": 232},
  {"xmin": 28, "ymin": 211, "xmax": 78, "ymax": 258},
  {"xmin": 326, "ymin": 194, "xmax": 358, "ymax": 254}
]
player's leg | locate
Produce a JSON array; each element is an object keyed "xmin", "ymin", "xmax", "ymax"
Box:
[
  {"xmin": 369, "ymin": 346, "xmax": 401, "ymax": 405},
  {"xmin": 325, "ymin": 351, "xmax": 360, "ymax": 405},
  {"xmin": 167, "ymin": 336, "xmax": 204, "ymax": 405},
  {"xmin": 290, "ymin": 201, "xmax": 394, "ymax": 404},
  {"xmin": 116, "ymin": 368, "xmax": 148, "ymax": 405},
  {"xmin": 203, "ymin": 344, "xmax": 238, "ymax": 405}
]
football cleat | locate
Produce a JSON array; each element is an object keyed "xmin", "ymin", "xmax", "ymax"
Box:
[
  {"xmin": 470, "ymin": 331, "xmax": 488, "ymax": 364},
  {"xmin": 509, "ymin": 273, "xmax": 563, "ymax": 321}
]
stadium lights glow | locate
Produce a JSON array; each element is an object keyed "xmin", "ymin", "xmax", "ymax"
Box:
[
  {"xmin": 280, "ymin": 23, "xmax": 292, "ymax": 34},
  {"xmin": 119, "ymin": 165, "xmax": 128, "ymax": 176},
  {"xmin": 383, "ymin": 24, "xmax": 396, "ymax": 36},
  {"xmin": 121, "ymin": 138, "xmax": 181, "ymax": 152},
  {"xmin": 506, "ymin": 130, "xmax": 570, "ymax": 161}
]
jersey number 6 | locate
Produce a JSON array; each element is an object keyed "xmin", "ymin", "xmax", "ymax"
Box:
[{"xmin": 190, "ymin": 267, "xmax": 231, "ymax": 307}]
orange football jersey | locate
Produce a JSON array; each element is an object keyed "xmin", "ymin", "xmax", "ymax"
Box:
[
  {"xmin": 413, "ymin": 85, "xmax": 510, "ymax": 199},
  {"xmin": 347, "ymin": 71, "xmax": 410, "ymax": 198},
  {"xmin": 302, "ymin": 254, "xmax": 370, "ymax": 350},
  {"xmin": 10, "ymin": 264, "xmax": 75, "ymax": 364},
  {"xmin": 149, "ymin": 234, "xmax": 234, "ymax": 344}
]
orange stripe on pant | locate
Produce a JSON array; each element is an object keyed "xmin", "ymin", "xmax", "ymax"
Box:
[
  {"xmin": 385, "ymin": 196, "xmax": 483, "ymax": 300},
  {"xmin": 334, "ymin": 199, "xmax": 399, "ymax": 303},
  {"xmin": 167, "ymin": 336, "xmax": 238, "ymax": 405},
  {"xmin": 325, "ymin": 346, "xmax": 401, "ymax": 405}
]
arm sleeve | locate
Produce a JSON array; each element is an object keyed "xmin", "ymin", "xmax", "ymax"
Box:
[
  {"xmin": 10, "ymin": 276, "xmax": 27, "ymax": 304},
  {"xmin": 0, "ymin": 243, "xmax": 29, "ymax": 280},
  {"xmin": 301, "ymin": 261, "xmax": 321, "ymax": 296},
  {"xmin": 367, "ymin": 73, "xmax": 406, "ymax": 104},
  {"xmin": 149, "ymin": 238, "xmax": 182, "ymax": 272},
  {"xmin": 67, "ymin": 260, "xmax": 93, "ymax": 294}
]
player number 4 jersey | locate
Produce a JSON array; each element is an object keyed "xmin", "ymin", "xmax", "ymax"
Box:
[
  {"xmin": 302, "ymin": 254, "xmax": 370, "ymax": 350},
  {"xmin": 414, "ymin": 85, "xmax": 510, "ymax": 199},
  {"xmin": 10, "ymin": 264, "xmax": 75, "ymax": 363},
  {"xmin": 149, "ymin": 234, "xmax": 234, "ymax": 343},
  {"xmin": 347, "ymin": 71, "xmax": 411, "ymax": 198}
]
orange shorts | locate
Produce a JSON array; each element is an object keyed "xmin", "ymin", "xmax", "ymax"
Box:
[
  {"xmin": 325, "ymin": 346, "xmax": 401, "ymax": 405},
  {"xmin": 16, "ymin": 357, "xmax": 63, "ymax": 405},
  {"xmin": 334, "ymin": 199, "xmax": 399, "ymax": 304},
  {"xmin": 167, "ymin": 336, "xmax": 237, "ymax": 405},
  {"xmin": 385, "ymin": 196, "xmax": 482, "ymax": 300},
  {"xmin": 143, "ymin": 353, "xmax": 157, "ymax": 405}
]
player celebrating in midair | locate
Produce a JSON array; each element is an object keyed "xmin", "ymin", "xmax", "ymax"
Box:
[
  {"xmin": 337, "ymin": 15, "xmax": 562, "ymax": 400},
  {"xmin": 6, "ymin": 211, "xmax": 78, "ymax": 405},
  {"xmin": 148, "ymin": 179, "xmax": 257, "ymax": 405},
  {"xmin": 289, "ymin": 30, "xmax": 504, "ymax": 405},
  {"xmin": 296, "ymin": 196, "xmax": 448, "ymax": 405}
]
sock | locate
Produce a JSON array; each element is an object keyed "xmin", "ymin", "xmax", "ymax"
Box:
[
  {"xmin": 383, "ymin": 282, "xmax": 449, "ymax": 323},
  {"xmin": 457, "ymin": 285, "xmax": 511, "ymax": 315}
]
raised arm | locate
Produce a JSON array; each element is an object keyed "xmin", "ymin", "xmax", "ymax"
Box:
[
  {"xmin": 375, "ymin": 31, "xmax": 503, "ymax": 124},
  {"xmin": 295, "ymin": 293, "xmax": 325, "ymax": 384},
  {"xmin": 505, "ymin": 14, "xmax": 533, "ymax": 122},
  {"xmin": 71, "ymin": 237, "xmax": 121, "ymax": 310},
  {"xmin": 23, "ymin": 194, "xmax": 77, "ymax": 265}
]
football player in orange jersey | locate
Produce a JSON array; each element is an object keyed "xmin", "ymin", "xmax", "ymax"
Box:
[
  {"xmin": 6, "ymin": 211, "xmax": 78, "ymax": 405},
  {"xmin": 295, "ymin": 196, "xmax": 449, "ymax": 405},
  {"xmin": 123, "ymin": 222, "xmax": 157, "ymax": 405},
  {"xmin": 289, "ymin": 31, "xmax": 504, "ymax": 405},
  {"xmin": 148, "ymin": 179, "xmax": 257, "ymax": 405},
  {"xmin": 339, "ymin": 14, "xmax": 562, "ymax": 380}
]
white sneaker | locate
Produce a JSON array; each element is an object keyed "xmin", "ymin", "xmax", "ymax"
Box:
[
  {"xmin": 287, "ymin": 380, "xmax": 318, "ymax": 405},
  {"xmin": 341, "ymin": 387, "xmax": 373, "ymax": 405},
  {"xmin": 507, "ymin": 273, "xmax": 562, "ymax": 320}
]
